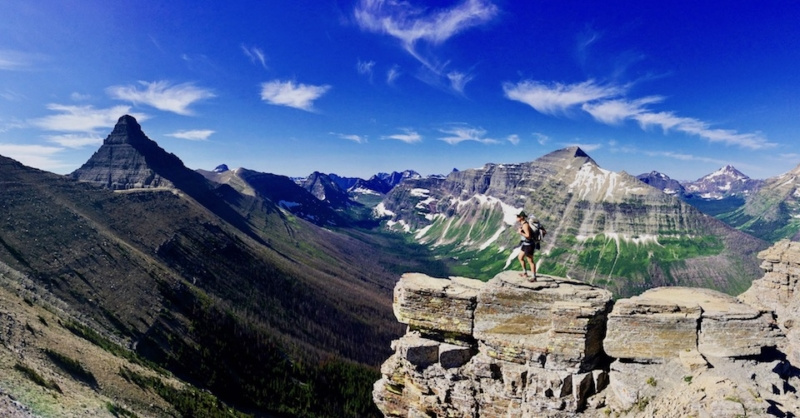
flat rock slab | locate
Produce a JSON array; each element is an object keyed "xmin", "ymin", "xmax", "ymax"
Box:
[
  {"xmin": 606, "ymin": 287, "xmax": 781, "ymax": 361},
  {"xmin": 393, "ymin": 273, "xmax": 485, "ymax": 337},
  {"xmin": 473, "ymin": 271, "xmax": 612, "ymax": 370}
]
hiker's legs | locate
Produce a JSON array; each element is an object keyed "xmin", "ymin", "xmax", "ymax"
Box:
[
  {"xmin": 526, "ymin": 255, "xmax": 536, "ymax": 276},
  {"xmin": 518, "ymin": 250, "xmax": 527, "ymax": 272}
]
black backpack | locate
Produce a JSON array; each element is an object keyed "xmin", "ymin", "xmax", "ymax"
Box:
[{"xmin": 530, "ymin": 221, "xmax": 546, "ymax": 242}]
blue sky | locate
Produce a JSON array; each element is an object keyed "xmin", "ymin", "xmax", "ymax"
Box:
[{"xmin": 1, "ymin": 0, "xmax": 798, "ymax": 181}]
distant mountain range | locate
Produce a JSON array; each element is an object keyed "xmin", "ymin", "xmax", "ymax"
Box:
[
  {"xmin": 637, "ymin": 163, "xmax": 800, "ymax": 241},
  {"xmin": 379, "ymin": 147, "xmax": 767, "ymax": 297},
  {"xmin": 2, "ymin": 114, "xmax": 800, "ymax": 416}
]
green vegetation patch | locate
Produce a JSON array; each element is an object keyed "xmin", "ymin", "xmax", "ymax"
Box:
[{"xmin": 576, "ymin": 234, "xmax": 723, "ymax": 279}]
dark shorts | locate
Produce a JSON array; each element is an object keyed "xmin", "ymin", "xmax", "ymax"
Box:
[{"xmin": 520, "ymin": 241, "xmax": 539, "ymax": 256}]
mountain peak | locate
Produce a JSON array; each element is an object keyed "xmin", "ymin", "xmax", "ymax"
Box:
[
  {"xmin": 104, "ymin": 114, "xmax": 149, "ymax": 146},
  {"xmin": 71, "ymin": 115, "xmax": 195, "ymax": 190}
]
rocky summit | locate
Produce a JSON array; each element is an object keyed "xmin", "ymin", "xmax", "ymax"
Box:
[
  {"xmin": 70, "ymin": 114, "xmax": 198, "ymax": 190},
  {"xmin": 374, "ymin": 240, "xmax": 800, "ymax": 417}
]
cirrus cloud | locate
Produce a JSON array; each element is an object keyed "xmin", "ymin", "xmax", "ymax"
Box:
[
  {"xmin": 107, "ymin": 81, "xmax": 215, "ymax": 116},
  {"xmin": 438, "ymin": 124, "xmax": 498, "ymax": 145},
  {"xmin": 383, "ymin": 128, "xmax": 422, "ymax": 143},
  {"xmin": 260, "ymin": 80, "xmax": 331, "ymax": 111},
  {"xmin": 29, "ymin": 104, "xmax": 146, "ymax": 133},
  {"xmin": 166, "ymin": 129, "xmax": 215, "ymax": 141},
  {"xmin": 505, "ymin": 79, "xmax": 775, "ymax": 150}
]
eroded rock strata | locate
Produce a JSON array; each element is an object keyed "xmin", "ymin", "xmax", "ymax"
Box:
[{"xmin": 375, "ymin": 241, "xmax": 800, "ymax": 417}]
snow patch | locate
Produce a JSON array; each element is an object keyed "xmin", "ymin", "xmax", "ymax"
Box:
[
  {"xmin": 575, "ymin": 233, "xmax": 661, "ymax": 246},
  {"xmin": 353, "ymin": 187, "xmax": 380, "ymax": 195},
  {"xmin": 374, "ymin": 202, "xmax": 395, "ymax": 218},
  {"xmin": 410, "ymin": 188, "xmax": 430, "ymax": 197}
]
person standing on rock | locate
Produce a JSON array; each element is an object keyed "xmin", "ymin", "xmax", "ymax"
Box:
[{"xmin": 516, "ymin": 211, "xmax": 544, "ymax": 281}]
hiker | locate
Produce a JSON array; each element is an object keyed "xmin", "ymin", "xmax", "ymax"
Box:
[{"xmin": 516, "ymin": 211, "xmax": 545, "ymax": 280}]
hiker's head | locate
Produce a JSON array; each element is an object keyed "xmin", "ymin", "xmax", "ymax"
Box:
[{"xmin": 516, "ymin": 211, "xmax": 527, "ymax": 221}]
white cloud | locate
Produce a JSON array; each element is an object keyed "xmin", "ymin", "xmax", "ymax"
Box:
[
  {"xmin": 107, "ymin": 81, "xmax": 215, "ymax": 116},
  {"xmin": 0, "ymin": 143, "xmax": 66, "ymax": 170},
  {"xmin": 166, "ymin": 129, "xmax": 215, "ymax": 141},
  {"xmin": 532, "ymin": 132, "xmax": 550, "ymax": 145},
  {"xmin": 241, "ymin": 45, "xmax": 267, "ymax": 69},
  {"xmin": 30, "ymin": 104, "xmax": 146, "ymax": 132},
  {"xmin": 383, "ymin": 128, "xmax": 422, "ymax": 143},
  {"xmin": 44, "ymin": 133, "xmax": 102, "ymax": 148},
  {"xmin": 0, "ymin": 50, "xmax": 40, "ymax": 70},
  {"xmin": 438, "ymin": 125, "xmax": 498, "ymax": 145},
  {"xmin": 506, "ymin": 78, "xmax": 775, "ymax": 150},
  {"xmin": 331, "ymin": 132, "xmax": 366, "ymax": 143},
  {"xmin": 260, "ymin": 80, "xmax": 331, "ymax": 111},
  {"xmin": 447, "ymin": 71, "xmax": 474, "ymax": 94},
  {"xmin": 507, "ymin": 134, "xmax": 520, "ymax": 145},
  {"xmin": 582, "ymin": 96, "xmax": 662, "ymax": 125},
  {"xmin": 354, "ymin": 0, "xmax": 497, "ymax": 90},
  {"xmin": 387, "ymin": 65, "xmax": 401, "ymax": 85},
  {"xmin": 503, "ymin": 79, "xmax": 624, "ymax": 115},
  {"xmin": 357, "ymin": 59, "xmax": 376, "ymax": 78},
  {"xmin": 355, "ymin": 0, "xmax": 498, "ymax": 53}
]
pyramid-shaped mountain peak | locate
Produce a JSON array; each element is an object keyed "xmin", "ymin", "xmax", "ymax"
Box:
[
  {"xmin": 70, "ymin": 115, "xmax": 200, "ymax": 191},
  {"xmin": 104, "ymin": 114, "xmax": 150, "ymax": 146}
]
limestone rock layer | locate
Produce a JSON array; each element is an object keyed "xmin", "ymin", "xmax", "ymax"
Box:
[{"xmin": 375, "ymin": 251, "xmax": 800, "ymax": 417}]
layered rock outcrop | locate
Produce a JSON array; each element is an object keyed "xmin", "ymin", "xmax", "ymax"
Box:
[
  {"xmin": 71, "ymin": 115, "xmax": 202, "ymax": 190},
  {"xmin": 375, "ymin": 244, "xmax": 800, "ymax": 417}
]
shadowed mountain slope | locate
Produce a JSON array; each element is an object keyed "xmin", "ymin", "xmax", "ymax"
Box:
[{"xmin": 0, "ymin": 115, "xmax": 447, "ymax": 416}]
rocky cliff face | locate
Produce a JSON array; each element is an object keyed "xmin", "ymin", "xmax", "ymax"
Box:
[
  {"xmin": 70, "ymin": 115, "xmax": 203, "ymax": 190},
  {"xmin": 374, "ymin": 240, "xmax": 800, "ymax": 417}
]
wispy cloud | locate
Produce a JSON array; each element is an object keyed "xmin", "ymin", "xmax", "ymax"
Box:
[
  {"xmin": 447, "ymin": 71, "xmax": 474, "ymax": 94},
  {"xmin": 107, "ymin": 81, "xmax": 215, "ymax": 116},
  {"xmin": 330, "ymin": 132, "xmax": 366, "ymax": 143},
  {"xmin": 354, "ymin": 0, "xmax": 497, "ymax": 92},
  {"xmin": 166, "ymin": 129, "xmax": 215, "ymax": 141},
  {"xmin": 438, "ymin": 125, "xmax": 498, "ymax": 145},
  {"xmin": 357, "ymin": 59, "xmax": 376, "ymax": 81},
  {"xmin": 383, "ymin": 128, "xmax": 422, "ymax": 143},
  {"xmin": 387, "ymin": 65, "xmax": 401, "ymax": 85},
  {"xmin": 532, "ymin": 132, "xmax": 550, "ymax": 145},
  {"xmin": 507, "ymin": 134, "xmax": 520, "ymax": 145},
  {"xmin": 0, "ymin": 50, "xmax": 41, "ymax": 71},
  {"xmin": 260, "ymin": 80, "xmax": 331, "ymax": 111},
  {"xmin": 43, "ymin": 133, "xmax": 102, "ymax": 148},
  {"xmin": 503, "ymin": 80, "xmax": 624, "ymax": 115},
  {"xmin": 29, "ymin": 104, "xmax": 146, "ymax": 133},
  {"xmin": 505, "ymin": 79, "xmax": 775, "ymax": 150},
  {"xmin": 241, "ymin": 45, "xmax": 267, "ymax": 69},
  {"xmin": 0, "ymin": 143, "xmax": 66, "ymax": 170}
]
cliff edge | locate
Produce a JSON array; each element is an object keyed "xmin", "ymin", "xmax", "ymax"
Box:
[{"xmin": 374, "ymin": 241, "xmax": 800, "ymax": 417}]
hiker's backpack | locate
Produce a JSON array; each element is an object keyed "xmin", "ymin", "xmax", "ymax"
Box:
[{"xmin": 530, "ymin": 221, "xmax": 546, "ymax": 242}]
